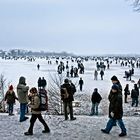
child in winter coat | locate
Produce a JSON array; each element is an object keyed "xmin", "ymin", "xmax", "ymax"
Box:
[
  {"xmin": 24, "ymin": 87, "xmax": 50, "ymax": 136},
  {"xmin": 4, "ymin": 85, "xmax": 18, "ymax": 115},
  {"xmin": 90, "ymin": 88, "xmax": 102, "ymax": 115}
]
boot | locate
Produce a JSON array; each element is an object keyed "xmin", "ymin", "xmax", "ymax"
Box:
[
  {"xmin": 70, "ymin": 117, "xmax": 76, "ymax": 121},
  {"xmin": 24, "ymin": 132, "xmax": 33, "ymax": 136},
  {"xmin": 119, "ymin": 132, "xmax": 127, "ymax": 137},
  {"xmin": 101, "ymin": 129, "xmax": 109, "ymax": 134},
  {"xmin": 42, "ymin": 128, "xmax": 50, "ymax": 133},
  {"xmin": 42, "ymin": 126, "xmax": 50, "ymax": 133}
]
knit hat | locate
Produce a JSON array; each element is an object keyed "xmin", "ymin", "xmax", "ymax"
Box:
[
  {"xmin": 112, "ymin": 84, "xmax": 119, "ymax": 90},
  {"xmin": 94, "ymin": 88, "xmax": 98, "ymax": 92},
  {"xmin": 9, "ymin": 85, "xmax": 13, "ymax": 90},
  {"xmin": 111, "ymin": 75, "xmax": 118, "ymax": 81},
  {"xmin": 64, "ymin": 79, "xmax": 69, "ymax": 83}
]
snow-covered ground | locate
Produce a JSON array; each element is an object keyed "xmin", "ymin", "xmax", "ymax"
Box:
[
  {"xmin": 0, "ymin": 57, "xmax": 140, "ymax": 139},
  {"xmin": 0, "ymin": 113, "xmax": 140, "ymax": 140}
]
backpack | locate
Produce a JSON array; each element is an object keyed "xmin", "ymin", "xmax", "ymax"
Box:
[
  {"xmin": 61, "ymin": 87, "xmax": 69, "ymax": 100},
  {"xmin": 34, "ymin": 89, "xmax": 48, "ymax": 111}
]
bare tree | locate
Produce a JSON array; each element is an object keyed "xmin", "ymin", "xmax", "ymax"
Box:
[
  {"xmin": 0, "ymin": 74, "xmax": 6, "ymax": 112},
  {"xmin": 127, "ymin": 0, "xmax": 140, "ymax": 11},
  {"xmin": 48, "ymin": 73, "xmax": 65, "ymax": 115}
]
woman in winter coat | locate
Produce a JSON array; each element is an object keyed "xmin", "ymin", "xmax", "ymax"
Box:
[
  {"xmin": 90, "ymin": 88, "xmax": 102, "ymax": 115},
  {"xmin": 4, "ymin": 85, "xmax": 18, "ymax": 115},
  {"xmin": 101, "ymin": 84, "xmax": 127, "ymax": 137},
  {"xmin": 24, "ymin": 87, "xmax": 50, "ymax": 136}
]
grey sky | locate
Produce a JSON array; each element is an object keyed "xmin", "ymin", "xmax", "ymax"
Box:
[{"xmin": 0, "ymin": 0, "xmax": 140, "ymax": 55}]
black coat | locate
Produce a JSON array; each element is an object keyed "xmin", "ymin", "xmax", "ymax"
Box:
[
  {"xmin": 5, "ymin": 91, "xmax": 18, "ymax": 104},
  {"xmin": 131, "ymin": 89, "xmax": 139, "ymax": 98},
  {"xmin": 79, "ymin": 80, "xmax": 83, "ymax": 85},
  {"xmin": 108, "ymin": 90, "xmax": 123, "ymax": 119},
  {"xmin": 116, "ymin": 81, "xmax": 122, "ymax": 92},
  {"xmin": 91, "ymin": 91, "xmax": 102, "ymax": 103},
  {"xmin": 60, "ymin": 83, "xmax": 74, "ymax": 102},
  {"xmin": 124, "ymin": 86, "xmax": 130, "ymax": 96}
]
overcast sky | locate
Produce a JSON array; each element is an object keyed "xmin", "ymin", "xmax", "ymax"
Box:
[{"xmin": 0, "ymin": 0, "xmax": 139, "ymax": 55}]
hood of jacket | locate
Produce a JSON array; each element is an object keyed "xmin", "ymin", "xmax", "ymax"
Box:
[{"xmin": 19, "ymin": 76, "xmax": 26, "ymax": 85}]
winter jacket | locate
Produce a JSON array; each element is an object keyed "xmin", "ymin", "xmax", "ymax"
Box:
[
  {"xmin": 108, "ymin": 82, "xmax": 122, "ymax": 100},
  {"xmin": 108, "ymin": 90, "xmax": 123, "ymax": 119},
  {"xmin": 17, "ymin": 77, "xmax": 29, "ymax": 103},
  {"xmin": 79, "ymin": 80, "xmax": 83, "ymax": 85},
  {"xmin": 60, "ymin": 83, "xmax": 74, "ymax": 102},
  {"xmin": 5, "ymin": 90, "xmax": 18, "ymax": 104},
  {"xmin": 124, "ymin": 87, "xmax": 130, "ymax": 96},
  {"xmin": 28, "ymin": 94, "xmax": 41, "ymax": 114},
  {"xmin": 117, "ymin": 82, "xmax": 122, "ymax": 92},
  {"xmin": 100, "ymin": 70, "xmax": 104, "ymax": 76},
  {"xmin": 91, "ymin": 91, "xmax": 102, "ymax": 103},
  {"xmin": 131, "ymin": 89, "xmax": 139, "ymax": 98},
  {"xmin": 42, "ymin": 79, "xmax": 47, "ymax": 88},
  {"xmin": 38, "ymin": 78, "xmax": 42, "ymax": 87}
]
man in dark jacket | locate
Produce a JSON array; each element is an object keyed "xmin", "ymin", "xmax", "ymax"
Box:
[
  {"xmin": 101, "ymin": 84, "xmax": 127, "ymax": 137},
  {"xmin": 100, "ymin": 70, "xmax": 104, "ymax": 80},
  {"xmin": 37, "ymin": 77, "xmax": 42, "ymax": 89},
  {"xmin": 108, "ymin": 75, "xmax": 122, "ymax": 126},
  {"xmin": 90, "ymin": 88, "xmax": 102, "ymax": 116},
  {"xmin": 131, "ymin": 84, "xmax": 139, "ymax": 107},
  {"xmin": 41, "ymin": 77, "xmax": 47, "ymax": 89},
  {"xmin": 79, "ymin": 77, "xmax": 84, "ymax": 91},
  {"xmin": 60, "ymin": 79, "xmax": 76, "ymax": 121}
]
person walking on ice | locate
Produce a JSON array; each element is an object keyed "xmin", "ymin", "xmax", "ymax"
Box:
[
  {"xmin": 24, "ymin": 87, "xmax": 50, "ymax": 136},
  {"xmin": 101, "ymin": 84, "xmax": 127, "ymax": 137}
]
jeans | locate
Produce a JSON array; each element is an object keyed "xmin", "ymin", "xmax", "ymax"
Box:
[
  {"xmin": 28, "ymin": 114, "xmax": 49, "ymax": 133},
  {"xmin": 105, "ymin": 118, "xmax": 126, "ymax": 133},
  {"xmin": 20, "ymin": 103, "xmax": 27, "ymax": 121},
  {"xmin": 90, "ymin": 103, "xmax": 99, "ymax": 115},
  {"xmin": 63, "ymin": 101, "xmax": 74, "ymax": 120},
  {"xmin": 132, "ymin": 98, "xmax": 138, "ymax": 107},
  {"xmin": 8, "ymin": 103, "xmax": 14, "ymax": 115}
]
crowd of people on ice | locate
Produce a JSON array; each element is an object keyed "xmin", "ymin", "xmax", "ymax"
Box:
[{"xmin": 1, "ymin": 56, "xmax": 140, "ymax": 137}]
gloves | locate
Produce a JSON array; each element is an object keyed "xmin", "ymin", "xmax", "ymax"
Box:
[{"xmin": 110, "ymin": 112, "xmax": 114, "ymax": 117}]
